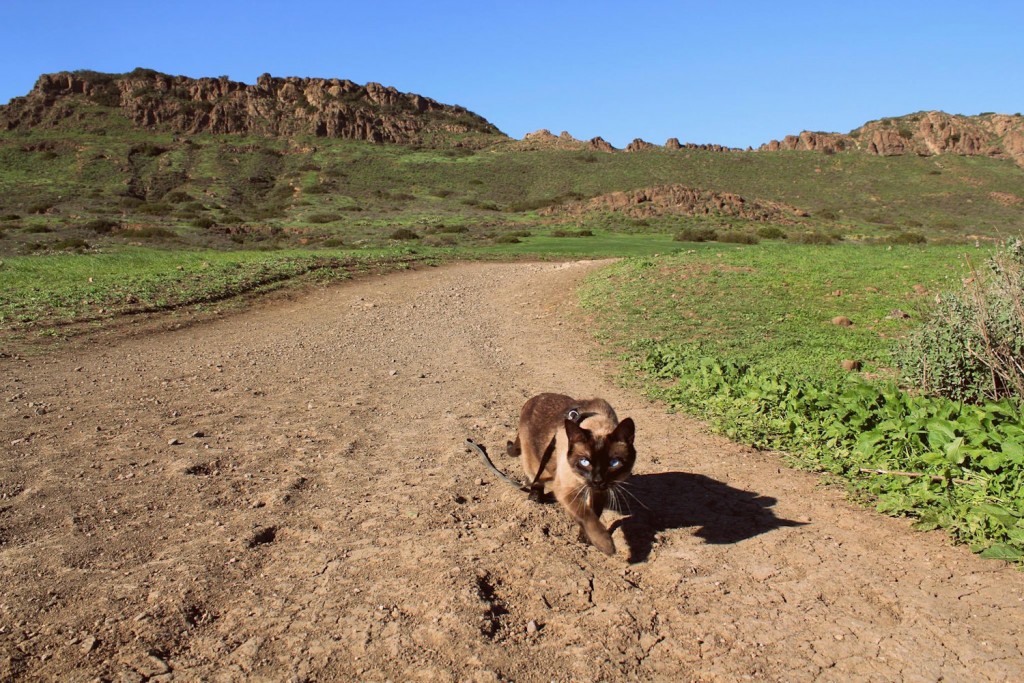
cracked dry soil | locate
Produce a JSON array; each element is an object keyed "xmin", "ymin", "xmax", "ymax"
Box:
[{"xmin": 2, "ymin": 260, "xmax": 1023, "ymax": 682}]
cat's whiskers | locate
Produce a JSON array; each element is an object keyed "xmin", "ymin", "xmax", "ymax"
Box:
[{"xmin": 614, "ymin": 480, "xmax": 649, "ymax": 511}]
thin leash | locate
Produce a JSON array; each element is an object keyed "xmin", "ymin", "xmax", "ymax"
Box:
[{"xmin": 467, "ymin": 407, "xmax": 584, "ymax": 494}]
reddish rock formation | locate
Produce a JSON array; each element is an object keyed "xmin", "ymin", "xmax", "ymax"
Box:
[
  {"xmin": 759, "ymin": 111, "xmax": 1024, "ymax": 164},
  {"xmin": 0, "ymin": 69, "xmax": 505, "ymax": 146},
  {"xmin": 514, "ymin": 129, "xmax": 616, "ymax": 152},
  {"xmin": 540, "ymin": 184, "xmax": 806, "ymax": 223},
  {"xmin": 625, "ymin": 138, "xmax": 657, "ymax": 152}
]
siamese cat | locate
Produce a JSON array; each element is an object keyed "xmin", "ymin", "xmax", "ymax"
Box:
[{"xmin": 509, "ymin": 393, "xmax": 636, "ymax": 555}]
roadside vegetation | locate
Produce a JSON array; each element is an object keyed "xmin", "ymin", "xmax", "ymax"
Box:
[{"xmin": 580, "ymin": 241, "xmax": 1024, "ymax": 561}]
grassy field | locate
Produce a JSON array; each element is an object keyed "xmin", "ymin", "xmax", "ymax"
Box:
[
  {"xmin": 2, "ymin": 130, "xmax": 1022, "ymax": 258},
  {"xmin": 576, "ymin": 241, "xmax": 1024, "ymax": 561},
  {"xmin": 578, "ymin": 242, "xmax": 977, "ymax": 382}
]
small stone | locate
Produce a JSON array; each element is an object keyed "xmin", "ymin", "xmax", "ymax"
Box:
[
  {"xmin": 831, "ymin": 316, "xmax": 853, "ymax": 327},
  {"xmin": 168, "ymin": 438, "xmax": 183, "ymax": 446},
  {"xmin": 830, "ymin": 290, "xmax": 843, "ymax": 297},
  {"xmin": 886, "ymin": 309, "xmax": 911, "ymax": 320},
  {"xmin": 475, "ymin": 478, "xmax": 484, "ymax": 486},
  {"xmin": 191, "ymin": 430, "xmax": 205, "ymax": 438},
  {"xmin": 389, "ymin": 369, "xmax": 398, "ymax": 377},
  {"xmin": 526, "ymin": 620, "xmax": 538, "ymax": 634},
  {"xmin": 80, "ymin": 635, "xmax": 97, "ymax": 653}
]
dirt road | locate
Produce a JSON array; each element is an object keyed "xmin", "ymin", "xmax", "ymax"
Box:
[{"xmin": 2, "ymin": 260, "xmax": 1023, "ymax": 682}]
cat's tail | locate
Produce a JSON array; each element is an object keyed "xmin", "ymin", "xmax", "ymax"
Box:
[{"xmin": 466, "ymin": 438, "xmax": 528, "ymax": 491}]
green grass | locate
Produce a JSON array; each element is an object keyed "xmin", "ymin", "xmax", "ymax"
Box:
[
  {"xmin": 0, "ymin": 246, "xmax": 431, "ymax": 338},
  {"xmin": 579, "ymin": 242, "xmax": 975, "ymax": 382},
  {"xmin": 578, "ymin": 242, "xmax": 1024, "ymax": 561},
  {"xmin": 1, "ymin": 130, "xmax": 1022, "ymax": 257}
]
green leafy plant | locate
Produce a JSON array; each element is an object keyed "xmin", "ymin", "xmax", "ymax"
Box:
[{"xmin": 897, "ymin": 239, "xmax": 1024, "ymax": 402}]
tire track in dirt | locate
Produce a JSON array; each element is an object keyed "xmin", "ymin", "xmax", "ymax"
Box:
[{"xmin": 1, "ymin": 260, "xmax": 1023, "ymax": 681}]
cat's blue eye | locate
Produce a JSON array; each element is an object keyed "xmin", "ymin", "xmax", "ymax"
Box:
[
  {"xmin": 610, "ymin": 458, "xmax": 622, "ymax": 468},
  {"xmin": 579, "ymin": 458, "xmax": 591, "ymax": 468}
]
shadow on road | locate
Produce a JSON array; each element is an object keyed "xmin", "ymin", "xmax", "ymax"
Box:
[{"xmin": 614, "ymin": 471, "xmax": 806, "ymax": 563}]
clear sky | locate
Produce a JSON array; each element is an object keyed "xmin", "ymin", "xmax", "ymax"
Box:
[{"xmin": 2, "ymin": 1, "xmax": 1022, "ymax": 149}]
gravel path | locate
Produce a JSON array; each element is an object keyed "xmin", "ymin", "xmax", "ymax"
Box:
[{"xmin": 2, "ymin": 260, "xmax": 1022, "ymax": 681}]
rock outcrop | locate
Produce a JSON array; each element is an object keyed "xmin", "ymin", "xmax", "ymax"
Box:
[
  {"xmin": 0, "ymin": 69, "xmax": 505, "ymax": 146},
  {"xmin": 625, "ymin": 138, "xmax": 657, "ymax": 152},
  {"xmin": 514, "ymin": 129, "xmax": 618, "ymax": 152},
  {"xmin": 759, "ymin": 111, "xmax": 1024, "ymax": 163},
  {"xmin": 540, "ymin": 184, "xmax": 807, "ymax": 223}
]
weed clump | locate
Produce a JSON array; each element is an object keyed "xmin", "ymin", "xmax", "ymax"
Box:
[
  {"xmin": 673, "ymin": 227, "xmax": 717, "ymax": 243},
  {"xmin": 756, "ymin": 226, "xmax": 787, "ymax": 240},
  {"xmin": 888, "ymin": 231, "xmax": 927, "ymax": 245},
  {"xmin": 717, "ymin": 231, "xmax": 759, "ymax": 245},
  {"xmin": 896, "ymin": 239, "xmax": 1024, "ymax": 402},
  {"xmin": 306, "ymin": 213, "xmax": 341, "ymax": 224},
  {"xmin": 790, "ymin": 231, "xmax": 839, "ymax": 245},
  {"xmin": 83, "ymin": 218, "xmax": 119, "ymax": 233},
  {"xmin": 389, "ymin": 228, "xmax": 420, "ymax": 240}
]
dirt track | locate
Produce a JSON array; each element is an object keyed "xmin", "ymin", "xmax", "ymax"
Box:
[{"xmin": 2, "ymin": 260, "xmax": 1023, "ymax": 682}]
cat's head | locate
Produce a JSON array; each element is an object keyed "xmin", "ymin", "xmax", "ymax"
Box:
[{"xmin": 564, "ymin": 417, "xmax": 636, "ymax": 491}]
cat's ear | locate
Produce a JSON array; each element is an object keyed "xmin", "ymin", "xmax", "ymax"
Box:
[
  {"xmin": 565, "ymin": 418, "xmax": 587, "ymax": 442},
  {"xmin": 611, "ymin": 417, "xmax": 635, "ymax": 444}
]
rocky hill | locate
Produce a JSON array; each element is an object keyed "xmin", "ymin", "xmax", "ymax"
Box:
[
  {"xmin": 0, "ymin": 69, "xmax": 505, "ymax": 146},
  {"xmin": 759, "ymin": 111, "xmax": 1024, "ymax": 164},
  {"xmin": 541, "ymin": 184, "xmax": 807, "ymax": 223}
]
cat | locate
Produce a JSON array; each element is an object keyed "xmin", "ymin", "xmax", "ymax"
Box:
[{"xmin": 509, "ymin": 393, "xmax": 636, "ymax": 555}]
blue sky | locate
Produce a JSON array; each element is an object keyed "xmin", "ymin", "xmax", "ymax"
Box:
[{"xmin": 2, "ymin": 1, "xmax": 1022, "ymax": 148}]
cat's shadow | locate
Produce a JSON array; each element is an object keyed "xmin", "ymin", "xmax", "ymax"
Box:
[{"xmin": 611, "ymin": 471, "xmax": 806, "ymax": 564}]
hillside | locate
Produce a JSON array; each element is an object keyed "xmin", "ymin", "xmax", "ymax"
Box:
[{"xmin": 0, "ymin": 71, "xmax": 1022, "ymax": 256}]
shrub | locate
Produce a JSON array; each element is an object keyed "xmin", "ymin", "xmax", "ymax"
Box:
[
  {"xmin": 192, "ymin": 217, "xmax": 216, "ymax": 229},
  {"xmin": 389, "ymin": 228, "xmax": 420, "ymax": 240},
  {"xmin": 816, "ymin": 209, "xmax": 839, "ymax": 220},
  {"xmin": 28, "ymin": 203, "xmax": 53, "ymax": 214},
  {"xmin": 131, "ymin": 227, "xmax": 176, "ymax": 239},
  {"xmin": 163, "ymin": 191, "xmax": 193, "ymax": 203},
  {"xmin": 435, "ymin": 224, "xmax": 468, "ymax": 234},
  {"xmin": 493, "ymin": 234, "xmax": 520, "ymax": 244},
  {"xmin": 83, "ymin": 218, "xmax": 119, "ymax": 233},
  {"xmin": 756, "ymin": 226, "xmax": 787, "ymax": 239},
  {"xmin": 136, "ymin": 202, "xmax": 172, "ymax": 216},
  {"xmin": 2, "ymin": 214, "xmax": 21, "ymax": 221},
  {"xmin": 424, "ymin": 234, "xmax": 457, "ymax": 247},
  {"xmin": 674, "ymin": 226, "xmax": 717, "ymax": 243},
  {"xmin": 321, "ymin": 237, "xmax": 345, "ymax": 248},
  {"xmin": 718, "ymin": 231, "xmax": 760, "ymax": 245},
  {"xmin": 53, "ymin": 238, "xmax": 90, "ymax": 251},
  {"xmin": 895, "ymin": 239, "xmax": 1024, "ymax": 402},
  {"xmin": 888, "ymin": 231, "xmax": 927, "ymax": 245},
  {"xmin": 789, "ymin": 231, "xmax": 838, "ymax": 245},
  {"xmin": 22, "ymin": 225, "xmax": 52, "ymax": 233},
  {"xmin": 306, "ymin": 213, "xmax": 341, "ymax": 224}
]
